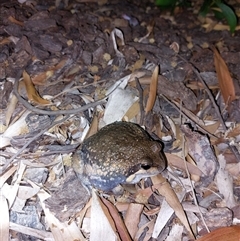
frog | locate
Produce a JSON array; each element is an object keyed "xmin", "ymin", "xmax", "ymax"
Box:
[{"xmin": 72, "ymin": 121, "xmax": 167, "ymax": 192}]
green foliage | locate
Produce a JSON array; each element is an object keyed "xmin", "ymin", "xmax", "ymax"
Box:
[
  {"xmin": 155, "ymin": 0, "xmax": 190, "ymax": 8},
  {"xmin": 155, "ymin": 0, "xmax": 178, "ymax": 7},
  {"xmin": 200, "ymin": 0, "xmax": 237, "ymax": 33},
  {"xmin": 155, "ymin": 0, "xmax": 237, "ymax": 33}
]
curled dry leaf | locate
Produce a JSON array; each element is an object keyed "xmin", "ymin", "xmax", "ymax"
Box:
[
  {"xmin": 213, "ymin": 47, "xmax": 236, "ymax": 105},
  {"xmin": 23, "ymin": 70, "xmax": 50, "ymax": 105},
  {"xmin": 145, "ymin": 65, "xmax": 159, "ymax": 113},
  {"xmin": 169, "ymin": 42, "xmax": 180, "ymax": 54},
  {"xmin": 111, "ymin": 28, "xmax": 125, "ymax": 57},
  {"xmin": 138, "ymin": 19, "xmax": 155, "ymax": 42}
]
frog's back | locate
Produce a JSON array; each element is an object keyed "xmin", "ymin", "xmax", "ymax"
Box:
[{"xmin": 73, "ymin": 121, "xmax": 166, "ymax": 191}]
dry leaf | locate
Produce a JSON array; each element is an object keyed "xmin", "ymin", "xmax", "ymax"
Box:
[
  {"xmin": 226, "ymin": 124, "xmax": 240, "ymax": 138},
  {"xmin": 0, "ymin": 37, "xmax": 12, "ymax": 45},
  {"xmin": 202, "ymin": 121, "xmax": 220, "ymax": 135},
  {"xmin": 17, "ymin": 185, "xmax": 40, "ymax": 200},
  {"xmin": 111, "ymin": 28, "xmax": 125, "ymax": 57},
  {"xmin": 9, "ymin": 222, "xmax": 53, "ymax": 240},
  {"xmin": 124, "ymin": 101, "xmax": 140, "ymax": 120},
  {"xmin": 135, "ymin": 187, "xmax": 154, "ymax": 204},
  {"xmin": 86, "ymin": 115, "xmax": 99, "ymax": 139},
  {"xmin": 145, "ymin": 66, "xmax": 159, "ymax": 113},
  {"xmin": 226, "ymin": 163, "xmax": 240, "ymax": 177},
  {"xmin": 23, "ymin": 70, "xmax": 50, "ymax": 105},
  {"xmin": 5, "ymin": 94, "xmax": 18, "ymax": 127},
  {"xmin": 135, "ymin": 219, "xmax": 155, "ymax": 241},
  {"xmin": 166, "ymin": 224, "xmax": 183, "ymax": 241},
  {"xmin": 216, "ymin": 154, "xmax": 237, "ymax": 208},
  {"xmin": 31, "ymin": 71, "xmax": 54, "ymax": 85},
  {"xmin": 151, "ymin": 174, "xmax": 195, "ymax": 239},
  {"xmin": 103, "ymin": 75, "xmax": 138, "ymax": 124},
  {"xmin": 0, "ymin": 166, "xmax": 17, "ymax": 188},
  {"xmin": 181, "ymin": 124, "xmax": 218, "ymax": 186},
  {"xmin": 129, "ymin": 54, "xmax": 145, "ymax": 72},
  {"xmin": 124, "ymin": 203, "xmax": 144, "ymax": 239},
  {"xmin": 1, "ymin": 162, "xmax": 26, "ymax": 220},
  {"xmin": 90, "ymin": 190, "xmax": 120, "ymax": 241},
  {"xmin": 213, "ymin": 47, "xmax": 236, "ymax": 105},
  {"xmin": 139, "ymin": 19, "xmax": 155, "ymax": 42},
  {"xmin": 31, "ymin": 58, "xmax": 68, "ymax": 85},
  {"xmin": 37, "ymin": 186, "xmax": 85, "ymax": 241},
  {"xmin": 0, "ymin": 110, "xmax": 30, "ymax": 148},
  {"xmin": 202, "ymin": 21, "xmax": 240, "ymax": 32},
  {"xmin": 8, "ymin": 16, "xmax": 24, "ymax": 26},
  {"xmin": 197, "ymin": 226, "xmax": 240, "ymax": 241},
  {"xmin": 170, "ymin": 42, "xmax": 180, "ymax": 54},
  {"xmin": 0, "ymin": 195, "xmax": 9, "ymax": 241},
  {"xmin": 101, "ymin": 197, "xmax": 132, "ymax": 241},
  {"xmin": 165, "ymin": 153, "xmax": 203, "ymax": 177}
]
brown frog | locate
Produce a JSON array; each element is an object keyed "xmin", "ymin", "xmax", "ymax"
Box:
[{"xmin": 72, "ymin": 121, "xmax": 167, "ymax": 192}]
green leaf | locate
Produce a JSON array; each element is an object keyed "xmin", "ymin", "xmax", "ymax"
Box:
[
  {"xmin": 212, "ymin": 6, "xmax": 226, "ymax": 20},
  {"xmin": 155, "ymin": 0, "xmax": 177, "ymax": 7},
  {"xmin": 216, "ymin": 2, "xmax": 237, "ymax": 33},
  {"xmin": 200, "ymin": 0, "xmax": 213, "ymax": 16}
]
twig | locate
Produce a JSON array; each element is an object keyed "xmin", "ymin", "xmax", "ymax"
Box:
[
  {"xmin": 177, "ymin": 55, "xmax": 240, "ymax": 161},
  {"xmin": 182, "ymin": 134, "xmax": 210, "ymax": 234},
  {"xmin": 135, "ymin": 77, "xmax": 144, "ymax": 125},
  {"xmin": 13, "ymin": 78, "xmax": 106, "ymax": 115},
  {"xmin": 0, "ymin": 115, "xmax": 71, "ymax": 174},
  {"xmin": 177, "ymin": 54, "xmax": 227, "ymax": 130},
  {"xmin": 160, "ymin": 94, "xmax": 217, "ymax": 138}
]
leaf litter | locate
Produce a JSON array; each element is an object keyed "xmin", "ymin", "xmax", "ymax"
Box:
[{"xmin": 0, "ymin": 0, "xmax": 240, "ymax": 240}]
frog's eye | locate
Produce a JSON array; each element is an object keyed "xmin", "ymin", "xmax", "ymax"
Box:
[
  {"xmin": 128, "ymin": 158, "xmax": 153, "ymax": 175},
  {"xmin": 140, "ymin": 157, "xmax": 153, "ymax": 170},
  {"xmin": 141, "ymin": 164, "xmax": 151, "ymax": 170}
]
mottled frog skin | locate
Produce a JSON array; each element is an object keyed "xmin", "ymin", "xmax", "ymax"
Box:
[{"xmin": 72, "ymin": 121, "xmax": 166, "ymax": 191}]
